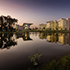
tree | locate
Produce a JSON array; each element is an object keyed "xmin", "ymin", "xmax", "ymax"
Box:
[{"xmin": 0, "ymin": 15, "xmax": 18, "ymax": 31}]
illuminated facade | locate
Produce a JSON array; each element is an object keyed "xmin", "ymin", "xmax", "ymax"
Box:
[
  {"xmin": 66, "ymin": 18, "xmax": 70, "ymax": 30},
  {"xmin": 46, "ymin": 21, "xmax": 54, "ymax": 30},
  {"xmin": 58, "ymin": 18, "xmax": 67, "ymax": 30},
  {"xmin": 54, "ymin": 20, "xmax": 58, "ymax": 30},
  {"xmin": 23, "ymin": 23, "xmax": 33, "ymax": 30},
  {"xmin": 39, "ymin": 24, "xmax": 46, "ymax": 30}
]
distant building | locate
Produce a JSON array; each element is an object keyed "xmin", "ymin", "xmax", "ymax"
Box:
[
  {"xmin": 46, "ymin": 21, "xmax": 54, "ymax": 30},
  {"xmin": 39, "ymin": 24, "xmax": 46, "ymax": 30},
  {"xmin": 54, "ymin": 20, "xmax": 58, "ymax": 30},
  {"xmin": 66, "ymin": 18, "xmax": 70, "ymax": 30},
  {"xmin": 16, "ymin": 24, "xmax": 23, "ymax": 31},
  {"xmin": 23, "ymin": 23, "xmax": 33, "ymax": 30},
  {"xmin": 58, "ymin": 18, "xmax": 67, "ymax": 30}
]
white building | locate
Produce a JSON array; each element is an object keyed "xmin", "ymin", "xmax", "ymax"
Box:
[
  {"xmin": 66, "ymin": 18, "xmax": 70, "ymax": 30},
  {"xmin": 58, "ymin": 18, "xmax": 67, "ymax": 30}
]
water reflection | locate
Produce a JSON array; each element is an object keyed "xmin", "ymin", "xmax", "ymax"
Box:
[
  {"xmin": 0, "ymin": 32, "xmax": 70, "ymax": 50},
  {"xmin": 0, "ymin": 33, "xmax": 17, "ymax": 49},
  {"xmin": 16, "ymin": 32, "xmax": 32, "ymax": 41},
  {"xmin": 39, "ymin": 32, "xmax": 70, "ymax": 45}
]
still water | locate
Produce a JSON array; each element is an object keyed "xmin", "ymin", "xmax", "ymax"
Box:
[{"xmin": 0, "ymin": 32, "xmax": 70, "ymax": 70}]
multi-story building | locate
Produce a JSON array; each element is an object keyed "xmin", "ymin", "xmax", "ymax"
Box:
[
  {"xmin": 54, "ymin": 20, "xmax": 58, "ymax": 30},
  {"xmin": 66, "ymin": 18, "xmax": 70, "ymax": 30},
  {"xmin": 46, "ymin": 21, "xmax": 51, "ymax": 30},
  {"xmin": 46, "ymin": 21, "xmax": 54, "ymax": 30},
  {"xmin": 23, "ymin": 23, "xmax": 33, "ymax": 30},
  {"xmin": 58, "ymin": 18, "xmax": 67, "ymax": 30},
  {"xmin": 39, "ymin": 24, "xmax": 46, "ymax": 30}
]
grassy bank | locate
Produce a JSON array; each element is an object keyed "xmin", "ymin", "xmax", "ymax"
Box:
[
  {"xmin": 0, "ymin": 30, "xmax": 70, "ymax": 33},
  {"xmin": 26, "ymin": 52, "xmax": 70, "ymax": 70}
]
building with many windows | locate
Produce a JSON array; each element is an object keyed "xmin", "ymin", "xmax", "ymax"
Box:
[
  {"xmin": 39, "ymin": 24, "xmax": 46, "ymax": 30},
  {"xmin": 58, "ymin": 18, "xmax": 67, "ymax": 30},
  {"xmin": 54, "ymin": 20, "xmax": 58, "ymax": 30},
  {"xmin": 66, "ymin": 18, "xmax": 70, "ymax": 30},
  {"xmin": 46, "ymin": 21, "xmax": 54, "ymax": 30}
]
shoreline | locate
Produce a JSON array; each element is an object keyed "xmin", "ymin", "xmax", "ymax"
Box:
[{"xmin": 0, "ymin": 30, "xmax": 70, "ymax": 33}]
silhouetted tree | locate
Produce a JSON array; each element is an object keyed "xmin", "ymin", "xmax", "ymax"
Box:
[{"xmin": 0, "ymin": 15, "xmax": 18, "ymax": 31}]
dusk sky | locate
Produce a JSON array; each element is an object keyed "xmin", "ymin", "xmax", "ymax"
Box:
[{"xmin": 0, "ymin": 0, "xmax": 70, "ymax": 27}]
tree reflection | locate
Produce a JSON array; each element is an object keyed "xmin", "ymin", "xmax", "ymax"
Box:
[{"xmin": 0, "ymin": 33, "xmax": 17, "ymax": 49}]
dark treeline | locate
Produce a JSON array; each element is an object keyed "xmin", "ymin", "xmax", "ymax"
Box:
[{"xmin": 0, "ymin": 15, "xmax": 18, "ymax": 31}]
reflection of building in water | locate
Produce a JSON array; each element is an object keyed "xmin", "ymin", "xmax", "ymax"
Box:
[
  {"xmin": 38, "ymin": 32, "xmax": 70, "ymax": 45},
  {"xmin": 46, "ymin": 34, "xmax": 51, "ymax": 41},
  {"xmin": 47, "ymin": 34, "xmax": 54, "ymax": 42},
  {"xmin": 58, "ymin": 33, "xmax": 70, "ymax": 45},
  {"xmin": 39, "ymin": 33, "xmax": 58, "ymax": 42},
  {"xmin": 0, "ymin": 33, "xmax": 17, "ymax": 49},
  {"xmin": 46, "ymin": 33, "xmax": 58, "ymax": 43},
  {"xmin": 53, "ymin": 33, "xmax": 58, "ymax": 43},
  {"xmin": 67, "ymin": 33, "xmax": 70, "ymax": 45},
  {"xmin": 58, "ymin": 33, "xmax": 65, "ymax": 44},
  {"xmin": 39, "ymin": 33, "xmax": 46, "ymax": 39},
  {"xmin": 16, "ymin": 32, "xmax": 32, "ymax": 41}
]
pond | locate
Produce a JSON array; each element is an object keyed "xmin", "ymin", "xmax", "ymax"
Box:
[{"xmin": 0, "ymin": 32, "xmax": 70, "ymax": 70}]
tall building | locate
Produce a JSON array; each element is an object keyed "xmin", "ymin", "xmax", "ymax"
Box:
[
  {"xmin": 58, "ymin": 18, "xmax": 67, "ymax": 30},
  {"xmin": 66, "ymin": 18, "xmax": 70, "ymax": 30},
  {"xmin": 54, "ymin": 20, "xmax": 58, "ymax": 30},
  {"xmin": 46, "ymin": 21, "xmax": 54, "ymax": 30}
]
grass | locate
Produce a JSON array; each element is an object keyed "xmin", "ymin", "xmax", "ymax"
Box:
[
  {"xmin": 0, "ymin": 30, "xmax": 70, "ymax": 33},
  {"xmin": 26, "ymin": 51, "xmax": 70, "ymax": 70}
]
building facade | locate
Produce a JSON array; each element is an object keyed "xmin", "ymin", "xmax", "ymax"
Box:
[
  {"xmin": 54, "ymin": 20, "xmax": 58, "ymax": 30},
  {"xmin": 16, "ymin": 25, "xmax": 23, "ymax": 31},
  {"xmin": 58, "ymin": 18, "xmax": 67, "ymax": 30},
  {"xmin": 39, "ymin": 24, "xmax": 46, "ymax": 30},
  {"xmin": 46, "ymin": 21, "xmax": 54, "ymax": 30},
  {"xmin": 23, "ymin": 23, "xmax": 33, "ymax": 30},
  {"xmin": 66, "ymin": 18, "xmax": 70, "ymax": 30}
]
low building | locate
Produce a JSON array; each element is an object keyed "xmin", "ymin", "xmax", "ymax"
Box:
[
  {"xmin": 39, "ymin": 24, "xmax": 46, "ymax": 30},
  {"xmin": 16, "ymin": 24, "xmax": 23, "ymax": 31},
  {"xmin": 23, "ymin": 23, "xmax": 33, "ymax": 30}
]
